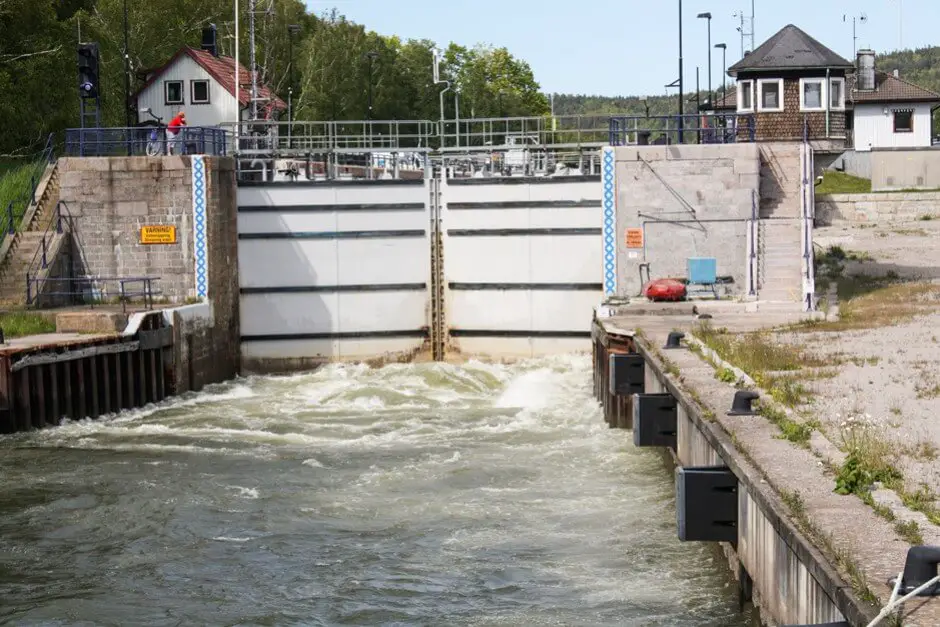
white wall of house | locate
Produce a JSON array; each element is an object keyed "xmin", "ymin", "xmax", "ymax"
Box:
[
  {"xmin": 853, "ymin": 102, "xmax": 933, "ymax": 151},
  {"xmin": 136, "ymin": 54, "xmax": 240, "ymax": 128}
]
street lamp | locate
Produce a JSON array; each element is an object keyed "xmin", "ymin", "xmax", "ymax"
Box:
[
  {"xmin": 697, "ymin": 12, "xmax": 712, "ymax": 110},
  {"xmin": 365, "ymin": 51, "xmax": 379, "ymax": 120},
  {"xmin": 715, "ymin": 43, "xmax": 727, "ymax": 103},
  {"xmin": 287, "ymin": 24, "xmax": 301, "ymax": 124},
  {"xmin": 678, "ymin": 0, "xmax": 684, "ymax": 143}
]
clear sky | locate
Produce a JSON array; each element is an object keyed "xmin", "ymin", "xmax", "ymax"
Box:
[{"xmin": 304, "ymin": 0, "xmax": 933, "ymax": 97}]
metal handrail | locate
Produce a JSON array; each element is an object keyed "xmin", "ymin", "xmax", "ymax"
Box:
[
  {"xmin": 27, "ymin": 276, "xmax": 160, "ymax": 312},
  {"xmin": 608, "ymin": 113, "xmax": 755, "ymax": 146},
  {"xmin": 64, "ymin": 126, "xmax": 228, "ymax": 157},
  {"xmin": 24, "ymin": 200, "xmax": 71, "ymax": 305}
]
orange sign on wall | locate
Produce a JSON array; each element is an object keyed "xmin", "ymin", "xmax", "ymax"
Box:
[{"xmin": 625, "ymin": 228, "xmax": 644, "ymax": 249}]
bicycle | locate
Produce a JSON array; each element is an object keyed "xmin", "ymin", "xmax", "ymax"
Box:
[{"xmin": 141, "ymin": 109, "xmax": 165, "ymax": 156}]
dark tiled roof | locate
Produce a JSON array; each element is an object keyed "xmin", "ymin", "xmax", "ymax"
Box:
[
  {"xmin": 728, "ymin": 24, "xmax": 853, "ymax": 75},
  {"xmin": 848, "ymin": 70, "xmax": 940, "ymax": 104},
  {"xmin": 134, "ymin": 47, "xmax": 287, "ymax": 116}
]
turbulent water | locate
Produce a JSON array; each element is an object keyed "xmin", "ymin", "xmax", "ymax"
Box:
[{"xmin": 0, "ymin": 355, "xmax": 752, "ymax": 626}]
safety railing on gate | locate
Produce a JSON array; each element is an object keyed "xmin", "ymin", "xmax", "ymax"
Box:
[
  {"xmin": 64, "ymin": 126, "xmax": 228, "ymax": 157},
  {"xmin": 439, "ymin": 115, "xmax": 611, "ymax": 151},
  {"xmin": 608, "ymin": 113, "xmax": 755, "ymax": 146},
  {"xmin": 224, "ymin": 120, "xmax": 437, "ymax": 155}
]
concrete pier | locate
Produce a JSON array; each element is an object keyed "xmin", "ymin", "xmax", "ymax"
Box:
[{"xmin": 592, "ymin": 312, "xmax": 880, "ymax": 626}]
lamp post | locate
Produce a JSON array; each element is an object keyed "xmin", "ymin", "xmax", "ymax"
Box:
[
  {"xmin": 365, "ymin": 51, "xmax": 379, "ymax": 120},
  {"xmin": 697, "ymin": 12, "xmax": 712, "ymax": 110},
  {"xmin": 715, "ymin": 43, "xmax": 727, "ymax": 102},
  {"xmin": 678, "ymin": 0, "xmax": 684, "ymax": 143},
  {"xmin": 287, "ymin": 24, "xmax": 300, "ymax": 146},
  {"xmin": 123, "ymin": 0, "xmax": 131, "ymax": 128}
]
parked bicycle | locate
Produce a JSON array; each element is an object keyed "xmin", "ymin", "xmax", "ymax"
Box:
[{"xmin": 141, "ymin": 108, "xmax": 166, "ymax": 156}]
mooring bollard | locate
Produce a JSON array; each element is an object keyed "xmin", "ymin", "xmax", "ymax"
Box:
[
  {"xmin": 727, "ymin": 390, "xmax": 759, "ymax": 416},
  {"xmin": 663, "ymin": 331, "xmax": 685, "ymax": 349}
]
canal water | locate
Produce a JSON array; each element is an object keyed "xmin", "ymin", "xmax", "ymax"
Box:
[{"xmin": 0, "ymin": 355, "xmax": 752, "ymax": 626}]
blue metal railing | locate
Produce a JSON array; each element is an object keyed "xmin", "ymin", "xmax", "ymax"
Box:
[
  {"xmin": 64, "ymin": 126, "xmax": 228, "ymax": 157},
  {"xmin": 608, "ymin": 113, "xmax": 755, "ymax": 146}
]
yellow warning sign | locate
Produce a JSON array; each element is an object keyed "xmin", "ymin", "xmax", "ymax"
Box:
[
  {"xmin": 140, "ymin": 225, "xmax": 177, "ymax": 245},
  {"xmin": 625, "ymin": 228, "xmax": 644, "ymax": 249}
]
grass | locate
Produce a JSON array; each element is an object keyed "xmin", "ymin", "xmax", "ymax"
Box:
[
  {"xmin": 816, "ymin": 171, "xmax": 872, "ymax": 195},
  {"xmin": 0, "ymin": 311, "xmax": 56, "ymax": 338},
  {"xmin": 758, "ymin": 402, "xmax": 818, "ymax": 445},
  {"xmin": 0, "ymin": 158, "xmax": 45, "ymax": 229}
]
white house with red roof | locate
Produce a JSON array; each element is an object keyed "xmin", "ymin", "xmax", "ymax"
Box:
[{"xmin": 133, "ymin": 46, "xmax": 286, "ymax": 129}]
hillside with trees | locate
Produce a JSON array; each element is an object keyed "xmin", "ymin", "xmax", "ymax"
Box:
[{"xmin": 0, "ymin": 1, "xmax": 545, "ymax": 157}]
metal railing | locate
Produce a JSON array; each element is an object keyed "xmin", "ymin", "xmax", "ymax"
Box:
[
  {"xmin": 24, "ymin": 199, "xmax": 72, "ymax": 307},
  {"xmin": 224, "ymin": 120, "xmax": 437, "ymax": 155},
  {"xmin": 439, "ymin": 115, "xmax": 611, "ymax": 151},
  {"xmin": 1, "ymin": 134, "xmax": 55, "ymax": 245},
  {"xmin": 608, "ymin": 113, "xmax": 755, "ymax": 146},
  {"xmin": 28, "ymin": 276, "xmax": 160, "ymax": 312},
  {"xmin": 800, "ymin": 120, "xmax": 816, "ymax": 312},
  {"xmin": 64, "ymin": 126, "xmax": 228, "ymax": 157}
]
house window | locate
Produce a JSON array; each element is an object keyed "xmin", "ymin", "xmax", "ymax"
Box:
[
  {"xmin": 829, "ymin": 78, "xmax": 845, "ymax": 110},
  {"xmin": 737, "ymin": 80, "xmax": 754, "ymax": 112},
  {"xmin": 800, "ymin": 78, "xmax": 825, "ymax": 111},
  {"xmin": 164, "ymin": 80, "xmax": 183, "ymax": 105},
  {"xmin": 757, "ymin": 79, "xmax": 784, "ymax": 112},
  {"xmin": 894, "ymin": 109, "xmax": 914, "ymax": 133},
  {"xmin": 191, "ymin": 79, "xmax": 210, "ymax": 104}
]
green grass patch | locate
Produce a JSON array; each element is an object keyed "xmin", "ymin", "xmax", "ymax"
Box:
[
  {"xmin": 758, "ymin": 401, "xmax": 818, "ymax": 445},
  {"xmin": 0, "ymin": 158, "xmax": 45, "ymax": 230},
  {"xmin": 0, "ymin": 311, "xmax": 56, "ymax": 338},
  {"xmin": 816, "ymin": 171, "xmax": 872, "ymax": 195}
]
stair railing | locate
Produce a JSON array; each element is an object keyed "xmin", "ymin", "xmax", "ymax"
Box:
[
  {"xmin": 24, "ymin": 200, "xmax": 74, "ymax": 306},
  {"xmin": 800, "ymin": 120, "xmax": 816, "ymax": 312}
]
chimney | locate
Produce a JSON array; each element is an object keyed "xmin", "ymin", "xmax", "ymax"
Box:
[
  {"xmin": 894, "ymin": 69, "xmax": 900, "ymax": 78},
  {"xmin": 856, "ymin": 49, "xmax": 876, "ymax": 91},
  {"xmin": 201, "ymin": 23, "xmax": 218, "ymax": 57}
]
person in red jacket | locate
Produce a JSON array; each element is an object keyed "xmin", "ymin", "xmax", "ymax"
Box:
[{"xmin": 167, "ymin": 111, "xmax": 186, "ymax": 155}]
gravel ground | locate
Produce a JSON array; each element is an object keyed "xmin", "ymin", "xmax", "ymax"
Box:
[{"xmin": 793, "ymin": 219, "xmax": 940, "ymax": 500}]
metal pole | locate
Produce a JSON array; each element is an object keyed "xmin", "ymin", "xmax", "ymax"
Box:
[
  {"xmin": 123, "ymin": 0, "xmax": 132, "ymax": 128},
  {"xmin": 750, "ymin": 0, "xmax": 755, "ymax": 51},
  {"xmin": 678, "ymin": 0, "xmax": 684, "ymax": 143},
  {"xmin": 707, "ymin": 16, "xmax": 712, "ymax": 106},
  {"xmin": 455, "ymin": 90, "xmax": 460, "ymax": 148},
  {"xmin": 695, "ymin": 66, "xmax": 701, "ymax": 144},
  {"xmin": 234, "ymin": 0, "xmax": 240, "ymax": 152},
  {"xmin": 722, "ymin": 46, "xmax": 727, "ymax": 99},
  {"xmin": 248, "ymin": 0, "xmax": 258, "ymax": 122},
  {"xmin": 367, "ymin": 55, "xmax": 375, "ymax": 120}
]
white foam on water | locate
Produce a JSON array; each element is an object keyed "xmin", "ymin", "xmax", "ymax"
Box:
[
  {"xmin": 301, "ymin": 457, "xmax": 325, "ymax": 468},
  {"xmin": 229, "ymin": 486, "xmax": 259, "ymax": 499},
  {"xmin": 212, "ymin": 536, "xmax": 252, "ymax": 543}
]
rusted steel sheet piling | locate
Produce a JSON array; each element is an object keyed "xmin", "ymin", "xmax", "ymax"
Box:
[
  {"xmin": 0, "ymin": 315, "xmax": 173, "ymax": 434},
  {"xmin": 591, "ymin": 323, "xmax": 636, "ymax": 429}
]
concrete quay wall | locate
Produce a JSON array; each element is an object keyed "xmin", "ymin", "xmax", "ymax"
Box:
[
  {"xmin": 592, "ymin": 317, "xmax": 877, "ymax": 627},
  {"xmin": 816, "ymin": 191, "xmax": 940, "ymax": 224}
]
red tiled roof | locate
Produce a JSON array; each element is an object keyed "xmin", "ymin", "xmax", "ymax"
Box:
[
  {"xmin": 848, "ymin": 70, "xmax": 940, "ymax": 104},
  {"xmin": 714, "ymin": 91, "xmax": 736, "ymax": 110},
  {"xmin": 133, "ymin": 47, "xmax": 287, "ymax": 117}
]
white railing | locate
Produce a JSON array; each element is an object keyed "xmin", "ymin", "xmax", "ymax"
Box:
[{"xmin": 799, "ymin": 138, "xmax": 816, "ymax": 312}]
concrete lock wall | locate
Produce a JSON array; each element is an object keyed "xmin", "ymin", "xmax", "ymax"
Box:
[
  {"xmin": 816, "ymin": 190, "xmax": 940, "ymax": 224},
  {"xmin": 604, "ymin": 144, "xmax": 761, "ymax": 299},
  {"xmin": 442, "ymin": 176, "xmax": 602, "ymax": 358},
  {"xmin": 58, "ymin": 156, "xmax": 240, "ymax": 386}
]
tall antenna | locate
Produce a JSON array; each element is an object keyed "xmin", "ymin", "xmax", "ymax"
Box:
[
  {"xmin": 897, "ymin": 0, "xmax": 903, "ymax": 50},
  {"xmin": 843, "ymin": 13, "xmax": 868, "ymax": 58},
  {"xmin": 733, "ymin": 7, "xmax": 754, "ymax": 58},
  {"xmin": 248, "ymin": 0, "xmax": 258, "ymax": 121}
]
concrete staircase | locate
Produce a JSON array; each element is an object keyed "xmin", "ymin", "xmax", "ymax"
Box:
[
  {"xmin": 0, "ymin": 162, "xmax": 63, "ymax": 307},
  {"xmin": 757, "ymin": 144, "xmax": 804, "ymax": 303}
]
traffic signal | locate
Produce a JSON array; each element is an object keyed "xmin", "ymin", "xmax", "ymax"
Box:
[{"xmin": 77, "ymin": 43, "xmax": 99, "ymax": 99}]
